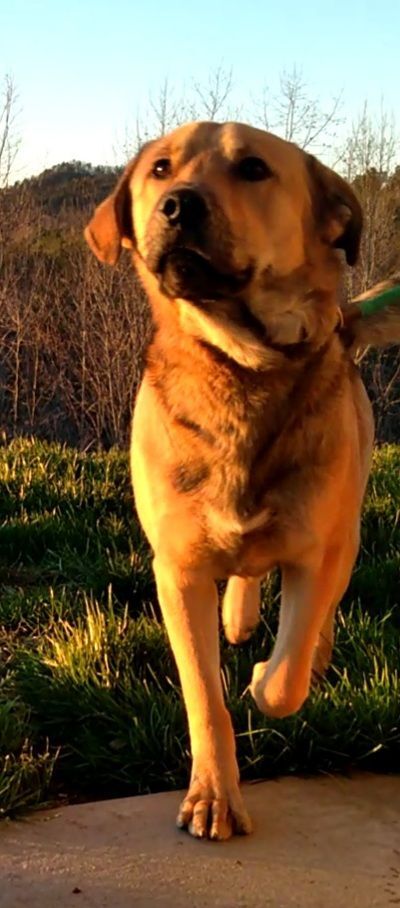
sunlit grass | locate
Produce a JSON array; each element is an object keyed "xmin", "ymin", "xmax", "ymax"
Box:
[{"xmin": 0, "ymin": 438, "xmax": 398, "ymax": 816}]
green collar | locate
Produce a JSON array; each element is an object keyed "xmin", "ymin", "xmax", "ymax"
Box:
[{"xmin": 359, "ymin": 284, "xmax": 400, "ymax": 317}]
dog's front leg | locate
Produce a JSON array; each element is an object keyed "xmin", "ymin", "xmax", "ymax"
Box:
[
  {"xmin": 153, "ymin": 557, "xmax": 252, "ymax": 840},
  {"xmin": 250, "ymin": 546, "xmax": 350, "ymax": 718}
]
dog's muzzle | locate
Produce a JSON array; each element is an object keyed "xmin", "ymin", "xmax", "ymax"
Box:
[
  {"xmin": 150, "ymin": 186, "xmax": 251, "ymax": 302},
  {"xmin": 159, "ymin": 187, "xmax": 208, "ymax": 231}
]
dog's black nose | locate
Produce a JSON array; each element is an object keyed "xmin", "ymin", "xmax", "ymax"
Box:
[{"xmin": 160, "ymin": 188, "xmax": 208, "ymax": 228}]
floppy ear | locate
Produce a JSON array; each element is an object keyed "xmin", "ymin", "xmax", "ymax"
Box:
[
  {"xmin": 84, "ymin": 151, "xmax": 144, "ymax": 265},
  {"xmin": 307, "ymin": 155, "xmax": 363, "ymax": 266}
]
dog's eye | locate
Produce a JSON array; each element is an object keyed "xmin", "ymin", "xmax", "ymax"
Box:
[
  {"xmin": 152, "ymin": 158, "xmax": 172, "ymax": 179},
  {"xmin": 237, "ymin": 157, "xmax": 272, "ymax": 182}
]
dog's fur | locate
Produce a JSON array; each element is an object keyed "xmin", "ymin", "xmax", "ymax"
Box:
[{"xmin": 85, "ymin": 122, "xmax": 400, "ymax": 841}]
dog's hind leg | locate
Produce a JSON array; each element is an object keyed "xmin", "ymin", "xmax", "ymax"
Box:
[{"xmin": 222, "ymin": 576, "xmax": 261, "ymax": 644}]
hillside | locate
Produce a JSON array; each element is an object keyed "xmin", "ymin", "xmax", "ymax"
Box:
[{"xmin": 4, "ymin": 160, "xmax": 119, "ymax": 216}]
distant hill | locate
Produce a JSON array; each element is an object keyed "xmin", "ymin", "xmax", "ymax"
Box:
[
  {"xmin": 0, "ymin": 161, "xmax": 122, "ymax": 249},
  {"xmin": 1, "ymin": 161, "xmax": 121, "ymax": 228},
  {"xmin": 20, "ymin": 161, "xmax": 121, "ymax": 213}
]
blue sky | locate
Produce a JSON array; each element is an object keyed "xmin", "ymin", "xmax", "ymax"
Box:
[{"xmin": 2, "ymin": 0, "xmax": 399, "ymax": 179}]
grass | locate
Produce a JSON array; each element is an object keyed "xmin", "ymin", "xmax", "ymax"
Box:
[{"xmin": 0, "ymin": 437, "xmax": 399, "ymax": 817}]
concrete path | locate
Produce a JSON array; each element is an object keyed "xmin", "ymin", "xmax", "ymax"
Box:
[{"xmin": 1, "ymin": 775, "xmax": 400, "ymax": 907}]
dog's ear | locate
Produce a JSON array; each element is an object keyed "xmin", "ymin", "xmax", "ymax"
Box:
[
  {"xmin": 307, "ymin": 155, "xmax": 363, "ymax": 266},
  {"xmin": 84, "ymin": 163, "xmax": 134, "ymax": 265},
  {"xmin": 84, "ymin": 145, "xmax": 150, "ymax": 265}
]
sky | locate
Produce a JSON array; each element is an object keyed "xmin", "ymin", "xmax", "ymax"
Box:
[{"xmin": 1, "ymin": 0, "xmax": 399, "ymax": 181}]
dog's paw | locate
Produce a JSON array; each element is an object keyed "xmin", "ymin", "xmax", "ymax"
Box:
[
  {"xmin": 250, "ymin": 659, "xmax": 309, "ymax": 718},
  {"xmin": 222, "ymin": 577, "xmax": 261, "ymax": 645},
  {"xmin": 223, "ymin": 619, "xmax": 259, "ymax": 645},
  {"xmin": 176, "ymin": 775, "xmax": 252, "ymax": 841}
]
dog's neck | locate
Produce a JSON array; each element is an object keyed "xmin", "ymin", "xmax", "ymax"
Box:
[
  {"xmin": 145, "ymin": 289, "xmax": 346, "ymax": 430},
  {"xmin": 145, "ymin": 308, "xmax": 347, "ymax": 520},
  {"xmin": 136, "ymin": 253, "xmax": 343, "ymax": 372},
  {"xmin": 149, "ymin": 301, "xmax": 342, "ymax": 375}
]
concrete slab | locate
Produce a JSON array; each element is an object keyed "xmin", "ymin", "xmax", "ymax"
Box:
[{"xmin": 1, "ymin": 775, "xmax": 400, "ymax": 907}]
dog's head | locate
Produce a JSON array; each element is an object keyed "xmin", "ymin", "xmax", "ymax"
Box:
[{"xmin": 85, "ymin": 122, "xmax": 362, "ymax": 364}]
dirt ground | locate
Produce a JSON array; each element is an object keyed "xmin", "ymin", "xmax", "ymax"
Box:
[{"xmin": 1, "ymin": 774, "xmax": 400, "ymax": 907}]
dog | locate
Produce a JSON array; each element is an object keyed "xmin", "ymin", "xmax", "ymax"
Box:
[{"xmin": 85, "ymin": 121, "xmax": 400, "ymax": 841}]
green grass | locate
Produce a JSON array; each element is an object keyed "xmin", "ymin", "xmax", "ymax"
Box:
[{"xmin": 0, "ymin": 438, "xmax": 399, "ymax": 817}]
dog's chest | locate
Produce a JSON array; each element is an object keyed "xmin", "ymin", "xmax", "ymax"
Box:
[
  {"xmin": 148, "ymin": 332, "xmax": 338, "ymax": 570},
  {"xmin": 171, "ymin": 411, "xmax": 315, "ymax": 573}
]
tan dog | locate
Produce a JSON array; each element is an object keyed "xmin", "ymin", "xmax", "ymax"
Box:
[{"xmin": 85, "ymin": 122, "xmax": 400, "ymax": 841}]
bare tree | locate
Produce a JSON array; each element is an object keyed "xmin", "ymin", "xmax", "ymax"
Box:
[
  {"xmin": 341, "ymin": 103, "xmax": 396, "ymax": 181},
  {"xmin": 0, "ymin": 214, "xmax": 151, "ymax": 448},
  {"xmin": 0, "ymin": 74, "xmax": 20, "ymax": 188},
  {"xmin": 122, "ymin": 67, "xmax": 236, "ymax": 158},
  {"xmin": 118, "ymin": 78, "xmax": 187, "ymax": 156},
  {"xmin": 256, "ymin": 66, "xmax": 342, "ymax": 155},
  {"xmin": 338, "ymin": 105, "xmax": 400, "ymax": 439},
  {"xmin": 339, "ymin": 103, "xmax": 397, "ymax": 294},
  {"xmin": 192, "ymin": 66, "xmax": 235, "ymax": 121}
]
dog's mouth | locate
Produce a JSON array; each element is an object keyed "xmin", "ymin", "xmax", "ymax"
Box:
[{"xmin": 157, "ymin": 247, "xmax": 252, "ymax": 302}]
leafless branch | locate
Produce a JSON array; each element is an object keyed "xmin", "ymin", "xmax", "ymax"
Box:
[{"xmin": 0, "ymin": 74, "xmax": 20, "ymax": 187}]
